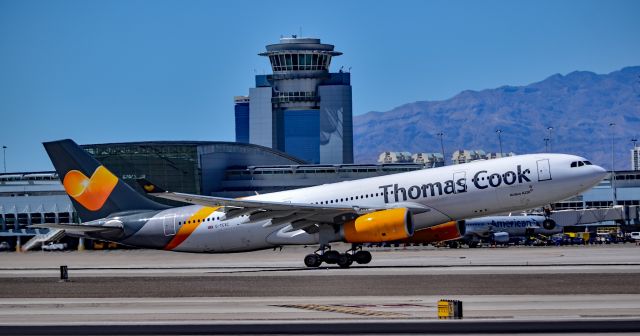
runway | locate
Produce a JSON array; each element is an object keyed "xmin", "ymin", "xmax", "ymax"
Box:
[
  {"xmin": 1, "ymin": 244, "xmax": 640, "ymax": 334},
  {"xmin": 2, "ymin": 272, "xmax": 640, "ymax": 297}
]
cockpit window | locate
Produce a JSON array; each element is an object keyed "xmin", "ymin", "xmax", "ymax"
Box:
[{"xmin": 571, "ymin": 160, "xmax": 592, "ymax": 168}]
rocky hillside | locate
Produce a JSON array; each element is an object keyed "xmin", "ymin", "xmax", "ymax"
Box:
[{"xmin": 354, "ymin": 66, "xmax": 640, "ymax": 169}]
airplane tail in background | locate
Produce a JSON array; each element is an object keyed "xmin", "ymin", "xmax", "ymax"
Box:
[{"xmin": 43, "ymin": 139, "xmax": 168, "ymax": 222}]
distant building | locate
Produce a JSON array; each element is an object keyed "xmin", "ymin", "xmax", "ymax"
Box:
[
  {"xmin": 0, "ymin": 172, "xmax": 75, "ymax": 232},
  {"xmin": 451, "ymin": 149, "xmax": 515, "ymax": 164},
  {"xmin": 237, "ymin": 36, "xmax": 353, "ymax": 164},
  {"xmin": 632, "ymin": 145, "xmax": 640, "ymax": 171},
  {"xmin": 451, "ymin": 150, "xmax": 486, "ymax": 164},
  {"xmin": 378, "ymin": 150, "xmax": 515, "ymax": 165},
  {"xmin": 81, "ymin": 141, "xmax": 305, "ymax": 196},
  {"xmin": 378, "ymin": 152, "xmax": 413, "ymax": 164},
  {"xmin": 234, "ymin": 96, "xmax": 250, "ymax": 143},
  {"xmin": 411, "ymin": 153, "xmax": 444, "ymax": 167}
]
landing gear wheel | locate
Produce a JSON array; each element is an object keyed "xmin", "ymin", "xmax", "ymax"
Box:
[
  {"xmin": 323, "ymin": 250, "xmax": 340, "ymax": 264},
  {"xmin": 337, "ymin": 254, "xmax": 353, "ymax": 268},
  {"xmin": 353, "ymin": 250, "xmax": 372, "ymax": 264},
  {"xmin": 304, "ymin": 254, "xmax": 322, "ymax": 267}
]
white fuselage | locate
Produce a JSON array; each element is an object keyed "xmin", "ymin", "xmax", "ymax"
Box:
[{"xmin": 118, "ymin": 153, "xmax": 606, "ymax": 252}]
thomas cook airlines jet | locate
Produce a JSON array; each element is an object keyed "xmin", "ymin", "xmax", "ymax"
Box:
[{"xmin": 37, "ymin": 139, "xmax": 606, "ymax": 268}]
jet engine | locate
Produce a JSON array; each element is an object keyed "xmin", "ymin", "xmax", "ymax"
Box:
[
  {"xmin": 342, "ymin": 208, "xmax": 414, "ymax": 243},
  {"xmin": 542, "ymin": 218, "xmax": 556, "ymax": 230},
  {"xmin": 491, "ymin": 231, "xmax": 510, "ymax": 243},
  {"xmin": 394, "ymin": 220, "xmax": 466, "ymax": 244}
]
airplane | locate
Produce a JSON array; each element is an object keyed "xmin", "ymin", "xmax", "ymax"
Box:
[
  {"xmin": 461, "ymin": 214, "xmax": 562, "ymax": 247},
  {"xmin": 36, "ymin": 139, "xmax": 607, "ymax": 268}
]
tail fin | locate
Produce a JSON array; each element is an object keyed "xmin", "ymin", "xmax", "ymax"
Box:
[{"xmin": 43, "ymin": 139, "xmax": 168, "ymax": 222}]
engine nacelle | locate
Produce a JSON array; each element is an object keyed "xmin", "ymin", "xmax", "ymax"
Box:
[
  {"xmin": 395, "ymin": 220, "xmax": 465, "ymax": 244},
  {"xmin": 492, "ymin": 231, "xmax": 510, "ymax": 243},
  {"xmin": 542, "ymin": 218, "xmax": 556, "ymax": 230},
  {"xmin": 342, "ymin": 208, "xmax": 414, "ymax": 243}
]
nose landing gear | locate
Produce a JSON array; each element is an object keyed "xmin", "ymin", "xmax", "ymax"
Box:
[{"xmin": 303, "ymin": 244, "xmax": 372, "ymax": 268}]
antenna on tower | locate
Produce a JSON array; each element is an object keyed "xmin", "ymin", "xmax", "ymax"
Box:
[{"xmin": 299, "ymin": 26, "xmax": 303, "ymax": 37}]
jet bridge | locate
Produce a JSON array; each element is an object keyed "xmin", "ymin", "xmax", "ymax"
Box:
[{"xmin": 550, "ymin": 206, "xmax": 627, "ymax": 226}]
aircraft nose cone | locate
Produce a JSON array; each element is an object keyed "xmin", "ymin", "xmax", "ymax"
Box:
[{"xmin": 589, "ymin": 164, "xmax": 608, "ymax": 184}]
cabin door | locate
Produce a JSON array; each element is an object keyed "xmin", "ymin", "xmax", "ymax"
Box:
[
  {"xmin": 536, "ymin": 159, "xmax": 552, "ymax": 181},
  {"xmin": 163, "ymin": 214, "xmax": 176, "ymax": 236}
]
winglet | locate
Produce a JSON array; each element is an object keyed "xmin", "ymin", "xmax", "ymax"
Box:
[{"xmin": 136, "ymin": 178, "xmax": 167, "ymax": 194}]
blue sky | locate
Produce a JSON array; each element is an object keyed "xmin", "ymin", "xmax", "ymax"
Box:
[{"xmin": 1, "ymin": 0, "xmax": 639, "ymax": 171}]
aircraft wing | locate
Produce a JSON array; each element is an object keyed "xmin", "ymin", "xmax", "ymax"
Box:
[
  {"xmin": 137, "ymin": 179, "xmax": 450, "ymax": 229},
  {"xmin": 149, "ymin": 191, "xmax": 382, "ymax": 225},
  {"xmin": 154, "ymin": 191, "xmax": 356, "ymax": 212}
]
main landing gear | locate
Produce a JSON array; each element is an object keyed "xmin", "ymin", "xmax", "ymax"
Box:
[{"xmin": 304, "ymin": 244, "xmax": 372, "ymax": 268}]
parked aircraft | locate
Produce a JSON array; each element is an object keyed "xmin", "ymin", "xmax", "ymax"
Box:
[
  {"xmin": 36, "ymin": 139, "xmax": 606, "ymax": 267},
  {"xmin": 461, "ymin": 215, "xmax": 562, "ymax": 247}
]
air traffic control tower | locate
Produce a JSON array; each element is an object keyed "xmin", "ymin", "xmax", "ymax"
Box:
[{"xmin": 235, "ymin": 36, "xmax": 353, "ymax": 164}]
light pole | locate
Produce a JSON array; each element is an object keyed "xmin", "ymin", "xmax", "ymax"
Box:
[
  {"xmin": 544, "ymin": 138, "xmax": 550, "ymax": 153},
  {"xmin": 609, "ymin": 123, "xmax": 617, "ymax": 206},
  {"xmin": 633, "ymin": 138, "xmax": 639, "ymax": 171},
  {"xmin": 1, "ymin": 146, "xmax": 6, "ymax": 173},
  {"xmin": 547, "ymin": 127, "xmax": 553, "ymax": 152},
  {"xmin": 495, "ymin": 130, "xmax": 503, "ymax": 157},
  {"xmin": 436, "ymin": 132, "xmax": 446, "ymax": 166}
]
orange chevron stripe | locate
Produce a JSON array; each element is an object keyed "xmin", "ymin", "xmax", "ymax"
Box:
[{"xmin": 164, "ymin": 206, "xmax": 219, "ymax": 251}]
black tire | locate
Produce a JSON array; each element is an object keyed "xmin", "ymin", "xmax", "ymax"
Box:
[
  {"xmin": 323, "ymin": 250, "xmax": 340, "ymax": 264},
  {"xmin": 353, "ymin": 250, "xmax": 372, "ymax": 264},
  {"xmin": 337, "ymin": 254, "xmax": 353, "ymax": 268},
  {"xmin": 468, "ymin": 241, "xmax": 479, "ymax": 248},
  {"xmin": 304, "ymin": 254, "xmax": 322, "ymax": 267},
  {"xmin": 542, "ymin": 219, "xmax": 556, "ymax": 230}
]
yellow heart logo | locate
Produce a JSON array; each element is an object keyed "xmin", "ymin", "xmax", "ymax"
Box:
[
  {"xmin": 143, "ymin": 184, "xmax": 155, "ymax": 192},
  {"xmin": 63, "ymin": 166, "xmax": 118, "ymax": 211}
]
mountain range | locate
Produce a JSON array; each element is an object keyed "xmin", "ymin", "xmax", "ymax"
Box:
[{"xmin": 353, "ymin": 66, "xmax": 640, "ymax": 170}]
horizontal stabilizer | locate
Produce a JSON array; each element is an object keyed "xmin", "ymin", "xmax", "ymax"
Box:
[{"xmin": 30, "ymin": 223, "xmax": 123, "ymax": 233}]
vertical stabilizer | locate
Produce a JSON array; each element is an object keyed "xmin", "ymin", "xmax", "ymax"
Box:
[{"xmin": 43, "ymin": 139, "xmax": 168, "ymax": 222}]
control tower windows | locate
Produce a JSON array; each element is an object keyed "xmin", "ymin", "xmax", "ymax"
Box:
[
  {"xmin": 285, "ymin": 54, "xmax": 292, "ymax": 68},
  {"xmin": 269, "ymin": 53, "xmax": 332, "ymax": 72}
]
